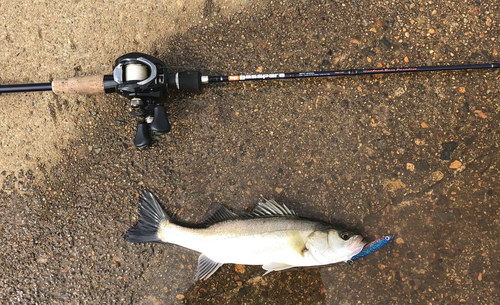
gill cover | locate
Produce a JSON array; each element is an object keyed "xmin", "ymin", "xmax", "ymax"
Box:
[{"xmin": 305, "ymin": 229, "xmax": 362, "ymax": 263}]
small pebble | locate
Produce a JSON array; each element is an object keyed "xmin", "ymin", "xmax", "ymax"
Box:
[
  {"xmin": 383, "ymin": 179, "xmax": 406, "ymax": 191},
  {"xmin": 415, "ymin": 139, "xmax": 425, "ymax": 145},
  {"xmin": 235, "ymin": 264, "xmax": 245, "ymax": 274},
  {"xmin": 431, "ymin": 171, "xmax": 444, "ymax": 182},
  {"xmin": 449, "ymin": 160, "xmax": 462, "ymax": 169},
  {"xmin": 474, "ymin": 110, "xmax": 487, "ymax": 119},
  {"xmin": 394, "ymin": 87, "xmax": 405, "ymax": 97}
]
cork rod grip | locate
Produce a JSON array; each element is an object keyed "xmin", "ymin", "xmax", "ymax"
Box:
[{"xmin": 52, "ymin": 75, "xmax": 105, "ymax": 95}]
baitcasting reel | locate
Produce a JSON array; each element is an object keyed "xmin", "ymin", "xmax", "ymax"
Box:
[{"xmin": 113, "ymin": 53, "xmax": 202, "ymax": 148}]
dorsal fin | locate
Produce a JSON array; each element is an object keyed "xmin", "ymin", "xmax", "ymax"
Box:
[
  {"xmin": 201, "ymin": 202, "xmax": 240, "ymax": 226},
  {"xmin": 247, "ymin": 198, "xmax": 297, "ymax": 218}
]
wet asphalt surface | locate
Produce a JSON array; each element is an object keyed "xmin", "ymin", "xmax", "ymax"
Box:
[{"xmin": 1, "ymin": 0, "xmax": 500, "ymax": 304}]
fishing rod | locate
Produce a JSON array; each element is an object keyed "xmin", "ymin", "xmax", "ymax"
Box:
[{"xmin": 1, "ymin": 52, "xmax": 499, "ymax": 148}]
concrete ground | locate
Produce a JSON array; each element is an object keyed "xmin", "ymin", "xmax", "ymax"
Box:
[{"xmin": 1, "ymin": 0, "xmax": 499, "ymax": 304}]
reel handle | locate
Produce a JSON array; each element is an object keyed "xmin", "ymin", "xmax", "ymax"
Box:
[
  {"xmin": 134, "ymin": 121, "xmax": 152, "ymax": 148},
  {"xmin": 150, "ymin": 105, "xmax": 171, "ymax": 134}
]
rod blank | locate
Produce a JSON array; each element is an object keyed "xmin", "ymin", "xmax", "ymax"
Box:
[
  {"xmin": 0, "ymin": 83, "xmax": 52, "ymax": 94},
  {"xmin": 208, "ymin": 63, "xmax": 500, "ymax": 83}
]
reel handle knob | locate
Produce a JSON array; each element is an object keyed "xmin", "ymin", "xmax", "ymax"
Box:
[
  {"xmin": 134, "ymin": 121, "xmax": 152, "ymax": 148},
  {"xmin": 150, "ymin": 105, "xmax": 171, "ymax": 134}
]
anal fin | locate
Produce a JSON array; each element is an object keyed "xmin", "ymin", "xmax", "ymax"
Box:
[
  {"xmin": 196, "ymin": 254, "xmax": 223, "ymax": 281},
  {"xmin": 262, "ymin": 262, "xmax": 294, "ymax": 276}
]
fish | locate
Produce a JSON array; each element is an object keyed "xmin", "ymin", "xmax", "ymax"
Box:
[
  {"xmin": 124, "ymin": 190, "xmax": 367, "ymax": 280},
  {"xmin": 346, "ymin": 235, "xmax": 393, "ymax": 263}
]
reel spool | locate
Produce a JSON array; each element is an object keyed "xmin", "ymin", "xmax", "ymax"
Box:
[{"xmin": 124, "ymin": 64, "xmax": 149, "ymax": 81}]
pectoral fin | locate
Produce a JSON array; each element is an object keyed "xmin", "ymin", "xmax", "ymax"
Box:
[
  {"xmin": 196, "ymin": 254, "xmax": 223, "ymax": 281},
  {"xmin": 262, "ymin": 262, "xmax": 294, "ymax": 276}
]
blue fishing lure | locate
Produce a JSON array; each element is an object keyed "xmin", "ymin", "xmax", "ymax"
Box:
[{"xmin": 347, "ymin": 235, "xmax": 393, "ymax": 263}]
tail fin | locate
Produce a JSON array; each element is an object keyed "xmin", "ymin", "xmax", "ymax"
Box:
[{"xmin": 124, "ymin": 190, "xmax": 169, "ymax": 243}]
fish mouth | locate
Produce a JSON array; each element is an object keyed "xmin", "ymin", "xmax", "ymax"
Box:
[{"xmin": 348, "ymin": 235, "xmax": 366, "ymax": 256}]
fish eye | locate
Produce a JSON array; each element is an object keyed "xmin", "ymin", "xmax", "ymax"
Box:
[
  {"xmin": 385, "ymin": 236, "xmax": 391, "ymax": 240},
  {"xmin": 339, "ymin": 231, "xmax": 351, "ymax": 240}
]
